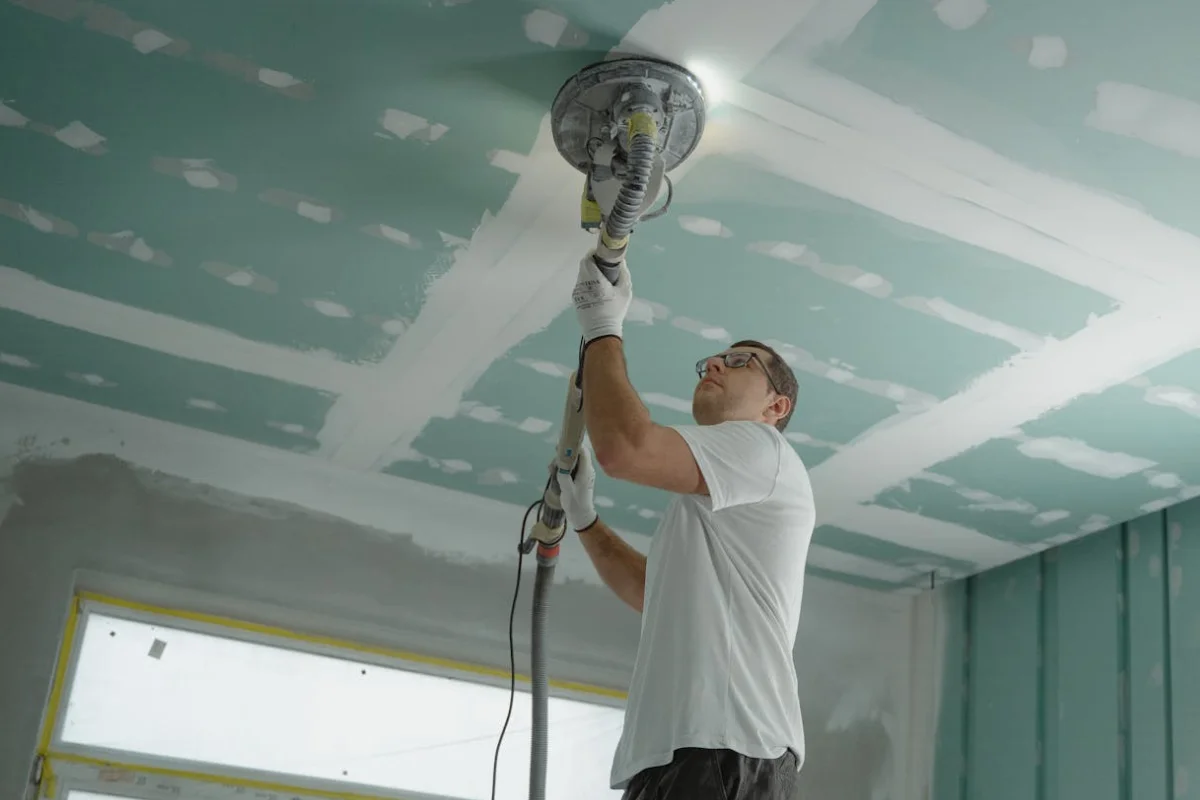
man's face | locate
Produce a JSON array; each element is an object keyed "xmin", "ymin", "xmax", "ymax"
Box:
[{"xmin": 691, "ymin": 347, "xmax": 781, "ymax": 425}]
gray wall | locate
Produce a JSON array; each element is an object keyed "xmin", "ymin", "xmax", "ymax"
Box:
[{"xmin": 0, "ymin": 455, "xmax": 926, "ymax": 800}]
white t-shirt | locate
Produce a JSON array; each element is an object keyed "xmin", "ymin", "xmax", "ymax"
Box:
[{"xmin": 608, "ymin": 419, "xmax": 816, "ymax": 790}]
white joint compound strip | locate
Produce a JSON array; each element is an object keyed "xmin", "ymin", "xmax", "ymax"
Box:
[
  {"xmin": 0, "ymin": 383, "xmax": 902, "ymax": 588},
  {"xmin": 726, "ymin": 69, "xmax": 1200, "ymax": 300},
  {"xmin": 1086, "ymin": 82, "xmax": 1200, "ymax": 160},
  {"xmin": 811, "ymin": 302, "xmax": 1200, "ymax": 560},
  {"xmin": 0, "ymin": 267, "xmax": 365, "ymax": 393},
  {"xmin": 832, "ymin": 504, "xmax": 1030, "ymax": 565}
]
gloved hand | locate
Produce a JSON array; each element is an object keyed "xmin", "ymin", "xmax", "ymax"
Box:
[
  {"xmin": 556, "ymin": 442, "xmax": 599, "ymax": 532},
  {"xmin": 572, "ymin": 252, "xmax": 632, "ymax": 343}
]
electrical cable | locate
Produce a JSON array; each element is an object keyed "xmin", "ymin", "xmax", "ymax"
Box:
[{"xmin": 492, "ymin": 491, "xmax": 547, "ymax": 800}]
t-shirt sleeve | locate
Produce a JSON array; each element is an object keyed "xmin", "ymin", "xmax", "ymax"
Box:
[{"xmin": 669, "ymin": 421, "xmax": 783, "ymax": 512}]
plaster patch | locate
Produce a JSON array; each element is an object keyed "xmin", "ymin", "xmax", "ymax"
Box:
[
  {"xmin": 595, "ymin": 496, "xmax": 615, "ymax": 508},
  {"xmin": 297, "ymin": 201, "xmax": 332, "ymax": 223},
  {"xmin": 362, "ymin": 223, "xmax": 421, "ymax": 248},
  {"xmin": 785, "ymin": 431, "xmax": 842, "ymax": 451},
  {"xmin": 439, "ymin": 231, "xmax": 471, "ymax": 250},
  {"xmin": 1078, "ymin": 514, "xmax": 1112, "ymax": 535},
  {"xmin": 1028, "ymin": 36, "xmax": 1068, "ymax": 69},
  {"xmin": 0, "ymin": 353, "xmax": 35, "ymax": 368},
  {"xmin": 306, "ymin": 299, "xmax": 353, "ymax": 318},
  {"xmin": 267, "ymin": 421, "xmax": 308, "ymax": 436},
  {"xmin": 642, "ymin": 393, "xmax": 692, "ymax": 414},
  {"xmin": 516, "ymin": 358, "xmax": 572, "ymax": 378},
  {"xmin": 1147, "ymin": 471, "xmax": 1183, "ymax": 490},
  {"xmin": 380, "ymin": 109, "xmax": 449, "ymax": 142},
  {"xmin": 1086, "ymin": 82, "xmax": 1200, "ymax": 159},
  {"xmin": 200, "ymin": 262, "xmax": 278, "ymax": 294},
  {"xmin": 1016, "ymin": 436, "xmax": 1155, "ymax": 479},
  {"xmin": 0, "ymin": 198, "xmax": 78, "ymax": 236},
  {"xmin": 626, "ymin": 297, "xmax": 672, "ymax": 325},
  {"xmin": 54, "ymin": 120, "xmax": 106, "ymax": 151},
  {"xmin": 523, "ymin": 9, "xmax": 568, "ymax": 46},
  {"xmin": 259, "ymin": 189, "xmax": 343, "ymax": 224},
  {"xmin": 894, "ymin": 297, "xmax": 1047, "ymax": 351},
  {"xmin": 637, "ymin": 508, "xmax": 662, "ymax": 520},
  {"xmin": 934, "ymin": 0, "xmax": 988, "ymax": 29},
  {"xmin": 489, "ymin": 150, "xmax": 526, "ymax": 174},
  {"xmin": 678, "ymin": 215, "xmax": 733, "ymax": 237},
  {"xmin": 1180, "ymin": 485, "xmax": 1200, "ymax": 501},
  {"xmin": 67, "ymin": 372, "xmax": 115, "ymax": 387},
  {"xmin": 671, "ymin": 316, "xmax": 730, "ymax": 341},
  {"xmin": 1140, "ymin": 497, "xmax": 1177, "ymax": 514},
  {"xmin": 187, "ymin": 398, "xmax": 225, "ymax": 412},
  {"xmin": 204, "ymin": 52, "xmax": 313, "ymax": 98},
  {"xmin": 258, "ymin": 68, "xmax": 301, "ymax": 88},
  {"xmin": 479, "ymin": 468, "xmax": 519, "ymax": 485},
  {"xmin": 1143, "ymin": 384, "xmax": 1200, "ymax": 417},
  {"xmin": 0, "ymin": 101, "xmax": 29, "ymax": 128},
  {"xmin": 465, "ymin": 404, "xmax": 504, "ymax": 423},
  {"xmin": 958, "ymin": 489, "xmax": 1036, "ymax": 514},
  {"xmin": 381, "ymin": 319, "xmax": 408, "ymax": 336},
  {"xmin": 152, "ymin": 157, "xmax": 238, "ymax": 192},
  {"xmin": 132, "ymin": 28, "xmax": 172, "ymax": 53},
  {"xmin": 87, "ymin": 230, "xmax": 172, "ymax": 266},
  {"xmin": 1032, "ymin": 509, "xmax": 1070, "ymax": 526},
  {"xmin": 748, "ymin": 240, "xmax": 892, "ymax": 299},
  {"xmin": 517, "ymin": 417, "xmax": 553, "ymax": 434}
]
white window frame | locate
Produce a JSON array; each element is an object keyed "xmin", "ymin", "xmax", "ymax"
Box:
[{"xmin": 34, "ymin": 592, "xmax": 625, "ymax": 800}]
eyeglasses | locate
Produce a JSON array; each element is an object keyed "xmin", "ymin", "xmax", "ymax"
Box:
[{"xmin": 695, "ymin": 351, "xmax": 782, "ymax": 395}]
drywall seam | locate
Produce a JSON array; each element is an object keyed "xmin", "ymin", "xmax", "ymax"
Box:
[
  {"xmin": 0, "ymin": 267, "xmax": 365, "ymax": 393},
  {"xmin": 311, "ymin": 0, "xmax": 830, "ymax": 471},
  {"xmin": 0, "ymin": 382, "xmax": 907, "ymax": 587},
  {"xmin": 722, "ymin": 89, "xmax": 1159, "ymax": 301},
  {"xmin": 731, "ymin": 67, "xmax": 1200, "ymax": 300},
  {"xmin": 811, "ymin": 302, "xmax": 1200, "ymax": 528}
]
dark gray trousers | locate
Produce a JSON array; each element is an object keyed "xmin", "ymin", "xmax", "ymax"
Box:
[{"xmin": 620, "ymin": 747, "xmax": 799, "ymax": 800}]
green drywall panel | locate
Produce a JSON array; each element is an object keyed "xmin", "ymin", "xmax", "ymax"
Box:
[
  {"xmin": 1165, "ymin": 501, "xmax": 1199, "ymax": 799},
  {"xmin": 1126, "ymin": 515, "xmax": 1171, "ymax": 800},
  {"xmin": 966, "ymin": 556, "xmax": 1041, "ymax": 800},
  {"xmin": 936, "ymin": 495, "xmax": 1200, "ymax": 800},
  {"xmin": 1047, "ymin": 529, "xmax": 1121, "ymax": 800}
]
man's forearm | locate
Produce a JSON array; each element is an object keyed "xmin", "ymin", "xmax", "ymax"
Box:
[
  {"xmin": 582, "ymin": 337, "xmax": 652, "ymax": 467},
  {"xmin": 576, "ymin": 517, "xmax": 647, "ymax": 613}
]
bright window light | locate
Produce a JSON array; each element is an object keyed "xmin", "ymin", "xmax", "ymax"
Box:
[
  {"xmin": 60, "ymin": 613, "xmax": 624, "ymax": 800},
  {"xmin": 67, "ymin": 793, "xmax": 128, "ymax": 800}
]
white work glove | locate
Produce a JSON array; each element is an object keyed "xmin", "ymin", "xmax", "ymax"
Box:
[
  {"xmin": 572, "ymin": 253, "xmax": 632, "ymax": 343},
  {"xmin": 556, "ymin": 443, "xmax": 599, "ymax": 532}
]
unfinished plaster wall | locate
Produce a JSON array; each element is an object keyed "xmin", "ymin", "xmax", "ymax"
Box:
[{"xmin": 0, "ymin": 455, "xmax": 926, "ymax": 800}]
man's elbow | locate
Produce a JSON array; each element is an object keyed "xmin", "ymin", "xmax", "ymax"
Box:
[{"xmin": 592, "ymin": 438, "xmax": 638, "ymax": 479}]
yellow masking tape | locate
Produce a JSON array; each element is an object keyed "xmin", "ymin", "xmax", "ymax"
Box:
[
  {"xmin": 77, "ymin": 591, "xmax": 627, "ymax": 700},
  {"xmin": 47, "ymin": 751, "xmax": 404, "ymax": 800},
  {"xmin": 627, "ymin": 111, "xmax": 658, "ymax": 143},
  {"xmin": 36, "ymin": 596, "xmax": 82, "ymax": 754}
]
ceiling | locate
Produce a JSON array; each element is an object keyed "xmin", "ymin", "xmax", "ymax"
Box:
[{"xmin": 4, "ymin": 0, "xmax": 1200, "ymax": 593}]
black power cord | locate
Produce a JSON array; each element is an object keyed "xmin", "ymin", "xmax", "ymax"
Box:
[{"xmin": 491, "ymin": 488, "xmax": 548, "ymax": 800}]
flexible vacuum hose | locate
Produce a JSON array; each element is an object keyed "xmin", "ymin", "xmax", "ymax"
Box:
[
  {"xmin": 595, "ymin": 110, "xmax": 660, "ymax": 278},
  {"xmin": 528, "ymin": 558, "xmax": 555, "ymax": 800}
]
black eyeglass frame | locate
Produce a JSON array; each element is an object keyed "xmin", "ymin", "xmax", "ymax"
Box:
[{"xmin": 695, "ymin": 351, "xmax": 782, "ymax": 395}]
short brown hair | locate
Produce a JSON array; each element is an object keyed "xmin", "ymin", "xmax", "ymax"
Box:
[{"xmin": 730, "ymin": 339, "xmax": 798, "ymax": 432}]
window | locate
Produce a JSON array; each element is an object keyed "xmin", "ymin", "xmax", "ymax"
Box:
[{"xmin": 45, "ymin": 599, "xmax": 626, "ymax": 800}]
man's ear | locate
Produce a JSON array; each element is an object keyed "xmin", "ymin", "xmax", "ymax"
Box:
[{"xmin": 766, "ymin": 393, "xmax": 792, "ymax": 425}]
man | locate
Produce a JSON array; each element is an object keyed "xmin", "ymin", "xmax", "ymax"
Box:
[{"xmin": 557, "ymin": 252, "xmax": 816, "ymax": 800}]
